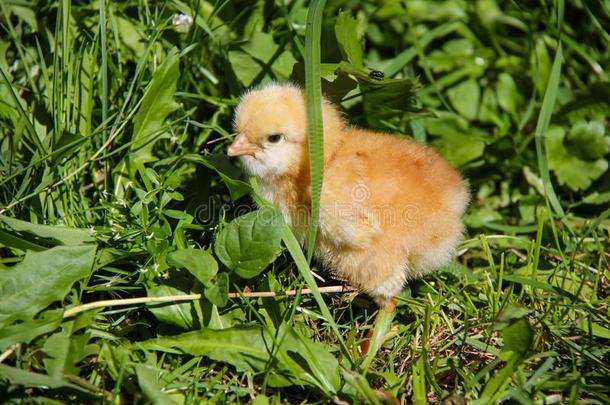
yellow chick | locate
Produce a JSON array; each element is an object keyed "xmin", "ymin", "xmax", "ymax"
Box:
[{"xmin": 228, "ymin": 83, "xmax": 469, "ymax": 310}]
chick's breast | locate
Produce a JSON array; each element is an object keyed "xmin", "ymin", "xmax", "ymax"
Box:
[{"xmin": 315, "ymin": 129, "xmax": 469, "ymax": 305}]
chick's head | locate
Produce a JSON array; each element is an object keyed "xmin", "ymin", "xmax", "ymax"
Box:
[{"xmin": 230, "ymin": 83, "xmax": 308, "ymax": 178}]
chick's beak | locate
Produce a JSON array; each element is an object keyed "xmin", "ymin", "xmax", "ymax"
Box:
[{"xmin": 228, "ymin": 133, "xmax": 258, "ymax": 157}]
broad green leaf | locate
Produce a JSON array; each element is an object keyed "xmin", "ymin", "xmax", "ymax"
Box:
[
  {"xmin": 204, "ymin": 272, "xmax": 229, "ymax": 307},
  {"xmin": 214, "ymin": 207, "xmax": 283, "ymax": 279},
  {"xmin": 335, "ymin": 11, "xmax": 364, "ymax": 68},
  {"xmin": 565, "ymin": 120, "xmax": 610, "ymax": 160},
  {"xmin": 94, "ymin": 248, "xmax": 144, "ymax": 270},
  {"xmin": 116, "ymin": 16, "xmax": 146, "ymax": 57},
  {"xmin": 229, "ymin": 33, "xmax": 297, "ymax": 86},
  {"xmin": 448, "ymin": 78, "xmax": 480, "ymax": 120},
  {"xmin": 146, "ymin": 283, "xmax": 197, "ymax": 330},
  {"xmin": 0, "ymin": 215, "xmax": 95, "ymax": 246},
  {"xmin": 478, "ymin": 87, "xmax": 502, "ymax": 125},
  {"xmin": 141, "ymin": 325, "xmax": 270, "ymax": 372},
  {"xmin": 427, "ymin": 38, "xmax": 474, "ymax": 73},
  {"xmin": 0, "ymin": 364, "xmax": 85, "ymax": 393},
  {"xmin": 475, "ymin": 0, "xmax": 502, "ymax": 28},
  {"xmin": 546, "ymin": 126, "xmax": 608, "ymax": 191},
  {"xmin": 501, "ymin": 318, "xmax": 533, "ymax": 358},
  {"xmin": 336, "ymin": 62, "xmax": 421, "ymax": 116},
  {"xmin": 167, "ymin": 248, "xmax": 218, "ymax": 286},
  {"xmin": 557, "ymin": 82, "xmax": 610, "ymax": 123},
  {"xmin": 0, "ymin": 228, "xmax": 46, "ymax": 251},
  {"xmin": 274, "ymin": 323, "xmax": 341, "ymax": 393},
  {"xmin": 433, "ymin": 132, "xmax": 486, "ymax": 167},
  {"xmin": 130, "ymin": 48, "xmax": 180, "ymax": 163},
  {"xmin": 5, "ymin": 5, "xmax": 37, "ymax": 31},
  {"xmin": 495, "ymin": 303, "xmax": 530, "ymax": 326},
  {"xmin": 0, "ymin": 309, "xmax": 63, "ymax": 351},
  {"xmin": 496, "ymin": 73, "xmax": 522, "ymax": 118},
  {"xmin": 426, "ymin": 113, "xmax": 486, "ymax": 166},
  {"xmin": 140, "ymin": 324, "xmax": 340, "ymax": 392},
  {"xmin": 252, "ymin": 395, "xmax": 270, "ymax": 405},
  {"xmin": 228, "ymin": 50, "xmax": 262, "ymax": 87},
  {"xmin": 204, "ymin": 301, "xmax": 245, "ymax": 330},
  {"xmin": 317, "ymin": 65, "xmax": 359, "ymax": 102},
  {"xmin": 241, "ymin": 32, "xmax": 278, "ymax": 62},
  {"xmin": 0, "ymin": 245, "xmax": 96, "ymax": 328},
  {"xmin": 272, "ymin": 51, "xmax": 298, "ymax": 80}
]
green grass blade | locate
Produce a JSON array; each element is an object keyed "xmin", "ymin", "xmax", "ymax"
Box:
[
  {"xmin": 304, "ymin": 0, "xmax": 326, "ymax": 263},
  {"xmin": 533, "ymin": 42, "xmax": 574, "ymax": 237},
  {"xmin": 99, "ymin": 0, "xmax": 109, "ymax": 194}
]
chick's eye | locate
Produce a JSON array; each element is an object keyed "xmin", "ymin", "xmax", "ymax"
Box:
[{"xmin": 267, "ymin": 134, "xmax": 283, "ymax": 143}]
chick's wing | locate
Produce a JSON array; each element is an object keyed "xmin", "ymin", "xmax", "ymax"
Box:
[{"xmin": 318, "ymin": 150, "xmax": 381, "ymax": 249}]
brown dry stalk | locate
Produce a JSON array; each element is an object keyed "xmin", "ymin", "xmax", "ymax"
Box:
[
  {"xmin": 63, "ymin": 285, "xmax": 354, "ymax": 318},
  {"xmin": 0, "ymin": 285, "xmax": 356, "ymax": 366}
]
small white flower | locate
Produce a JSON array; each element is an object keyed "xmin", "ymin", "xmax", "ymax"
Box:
[
  {"xmin": 138, "ymin": 267, "xmax": 148, "ymax": 273},
  {"xmin": 170, "ymin": 134, "xmax": 178, "ymax": 144},
  {"xmin": 112, "ymin": 232, "xmax": 121, "ymax": 241},
  {"xmin": 152, "ymin": 263, "xmax": 160, "ymax": 273},
  {"xmin": 475, "ymin": 56, "xmax": 485, "ymax": 66},
  {"xmin": 88, "ymin": 225, "xmax": 96, "ymax": 235},
  {"xmin": 172, "ymin": 14, "xmax": 193, "ymax": 33}
]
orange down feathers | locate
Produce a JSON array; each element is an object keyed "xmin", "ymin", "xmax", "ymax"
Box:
[{"xmin": 228, "ymin": 83, "xmax": 469, "ymax": 306}]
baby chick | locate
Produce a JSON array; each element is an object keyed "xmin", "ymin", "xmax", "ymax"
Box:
[{"xmin": 228, "ymin": 83, "xmax": 468, "ymax": 310}]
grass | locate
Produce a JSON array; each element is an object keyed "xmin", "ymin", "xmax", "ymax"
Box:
[{"xmin": 1, "ymin": 0, "xmax": 609, "ymax": 403}]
